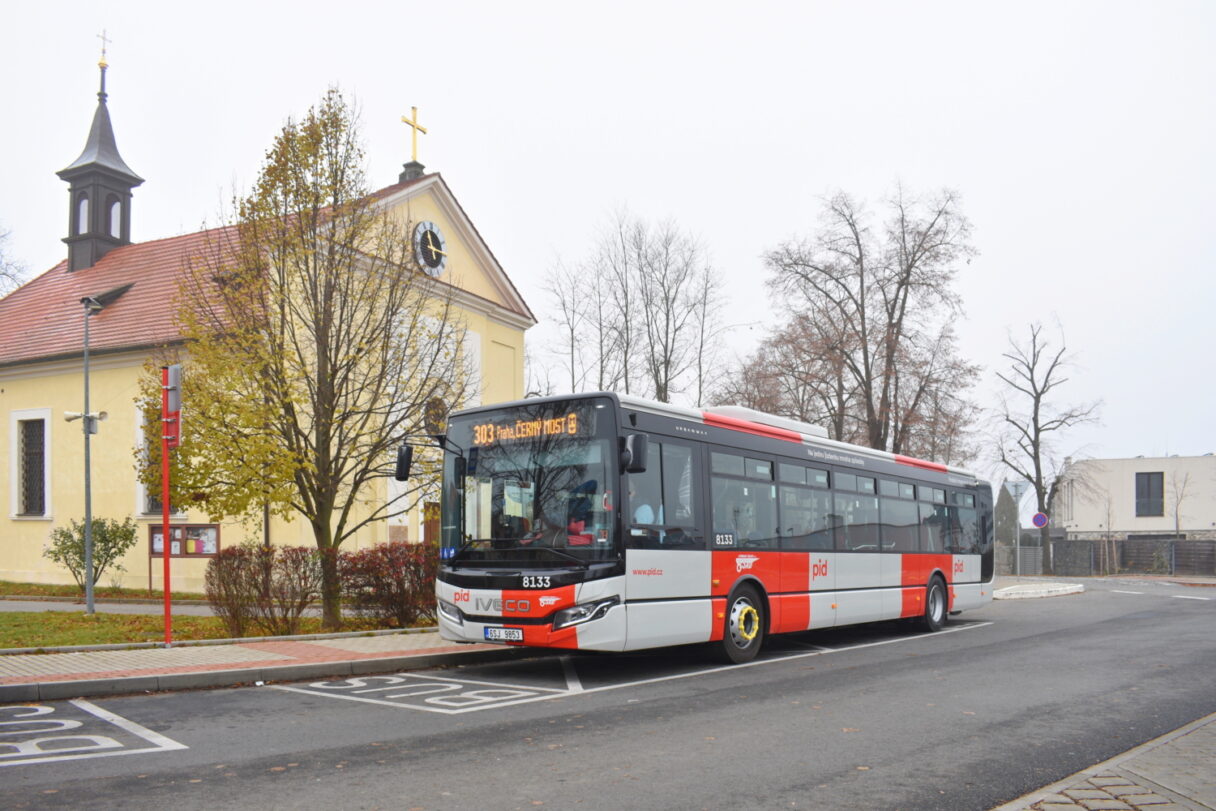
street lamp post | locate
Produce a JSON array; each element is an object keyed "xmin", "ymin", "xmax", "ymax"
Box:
[
  {"xmin": 81, "ymin": 296, "xmax": 103, "ymax": 614},
  {"xmin": 1008, "ymin": 480, "xmax": 1029, "ymax": 577}
]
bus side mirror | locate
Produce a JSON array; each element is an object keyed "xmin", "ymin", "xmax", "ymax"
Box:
[
  {"xmin": 394, "ymin": 445, "xmax": 414, "ymax": 481},
  {"xmin": 621, "ymin": 433, "xmax": 648, "ymax": 473}
]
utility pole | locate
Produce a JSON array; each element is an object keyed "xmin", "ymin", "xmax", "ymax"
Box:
[{"xmin": 1007, "ymin": 480, "xmax": 1028, "ymax": 576}]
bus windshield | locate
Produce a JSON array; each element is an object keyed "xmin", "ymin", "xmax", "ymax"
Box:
[{"xmin": 441, "ymin": 399, "xmax": 619, "ymax": 564}]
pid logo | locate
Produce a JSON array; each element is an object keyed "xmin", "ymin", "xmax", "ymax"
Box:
[
  {"xmin": 453, "ymin": 589, "xmax": 471, "ymax": 603},
  {"xmin": 953, "ymin": 560, "xmax": 965, "ymax": 575},
  {"xmin": 811, "ymin": 559, "xmax": 830, "ymax": 581}
]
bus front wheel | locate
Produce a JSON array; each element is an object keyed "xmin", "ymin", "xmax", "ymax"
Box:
[
  {"xmin": 920, "ymin": 576, "xmax": 948, "ymax": 632},
  {"xmin": 717, "ymin": 585, "xmax": 765, "ymax": 664}
]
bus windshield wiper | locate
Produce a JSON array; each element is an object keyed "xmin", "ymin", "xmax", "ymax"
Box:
[
  {"xmin": 530, "ymin": 546, "xmax": 589, "ymax": 568},
  {"xmin": 449, "ymin": 538, "xmax": 494, "ymax": 564}
]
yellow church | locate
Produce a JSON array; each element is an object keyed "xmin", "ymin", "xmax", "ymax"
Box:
[{"xmin": 0, "ymin": 62, "xmax": 534, "ymax": 592}]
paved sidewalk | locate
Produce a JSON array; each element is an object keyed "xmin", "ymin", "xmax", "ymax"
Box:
[
  {"xmin": 995, "ymin": 711, "xmax": 1216, "ymax": 811},
  {"xmin": 0, "ymin": 629, "xmax": 529, "ymax": 703}
]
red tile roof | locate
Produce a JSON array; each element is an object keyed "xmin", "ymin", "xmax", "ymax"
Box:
[
  {"xmin": 0, "ymin": 174, "xmax": 533, "ymax": 369},
  {"xmin": 0, "ymin": 224, "xmax": 239, "ymax": 368}
]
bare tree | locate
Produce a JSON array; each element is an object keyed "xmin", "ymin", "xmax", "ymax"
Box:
[
  {"xmin": 888, "ymin": 324, "xmax": 981, "ymax": 465},
  {"xmin": 765, "ymin": 186, "xmax": 976, "ymax": 454},
  {"xmin": 0, "ymin": 225, "xmax": 27, "ymax": 297},
  {"xmin": 715, "ymin": 319, "xmax": 864, "ymax": 442},
  {"xmin": 1170, "ymin": 471, "xmax": 1192, "ymax": 540},
  {"xmin": 542, "ymin": 211, "xmax": 725, "ymax": 403},
  {"xmin": 543, "ymin": 259, "xmax": 589, "ymax": 393},
  {"xmin": 996, "ymin": 323, "xmax": 1100, "ymax": 575},
  {"xmin": 523, "ymin": 345, "xmax": 558, "ymax": 399}
]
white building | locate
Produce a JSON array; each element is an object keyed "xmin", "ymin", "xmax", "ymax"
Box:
[{"xmin": 1055, "ymin": 455, "xmax": 1216, "ymax": 541}]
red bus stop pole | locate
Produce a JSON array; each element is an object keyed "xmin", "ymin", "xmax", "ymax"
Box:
[{"xmin": 161, "ymin": 366, "xmax": 172, "ymax": 645}]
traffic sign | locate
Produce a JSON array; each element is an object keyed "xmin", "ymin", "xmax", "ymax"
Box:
[{"xmin": 1032, "ymin": 512, "xmax": 1049, "ymax": 528}]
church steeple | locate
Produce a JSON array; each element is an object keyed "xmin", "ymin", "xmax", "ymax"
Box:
[{"xmin": 57, "ymin": 42, "xmax": 143, "ymax": 272}]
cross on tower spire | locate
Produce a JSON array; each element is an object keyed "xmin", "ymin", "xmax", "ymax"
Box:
[
  {"xmin": 97, "ymin": 30, "xmax": 111, "ymax": 101},
  {"xmin": 398, "ymin": 106, "xmax": 429, "ymax": 183},
  {"xmin": 401, "ymin": 106, "xmax": 427, "ymax": 162}
]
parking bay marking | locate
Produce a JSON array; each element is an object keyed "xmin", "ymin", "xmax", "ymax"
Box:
[
  {"xmin": 0, "ymin": 699, "xmax": 187, "ymax": 768},
  {"xmin": 272, "ymin": 622, "xmax": 991, "ymax": 715}
]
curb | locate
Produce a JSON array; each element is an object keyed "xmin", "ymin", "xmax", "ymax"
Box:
[
  {"xmin": 0, "ymin": 625, "xmax": 436, "ymax": 656},
  {"xmin": 993, "ymin": 583, "xmax": 1085, "ymax": 600},
  {"xmin": 990, "ymin": 709, "xmax": 1216, "ymax": 811},
  {"xmin": 0, "ymin": 644, "xmax": 544, "ymax": 703}
]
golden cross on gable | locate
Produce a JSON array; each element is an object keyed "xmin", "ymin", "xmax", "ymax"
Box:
[
  {"xmin": 97, "ymin": 29, "xmax": 111, "ymax": 67},
  {"xmin": 401, "ymin": 106, "xmax": 428, "ymax": 163}
]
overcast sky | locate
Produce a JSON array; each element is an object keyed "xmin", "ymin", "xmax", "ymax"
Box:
[{"xmin": 3, "ymin": 1, "xmax": 1214, "ymax": 489}]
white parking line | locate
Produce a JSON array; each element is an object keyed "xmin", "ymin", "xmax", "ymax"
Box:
[
  {"xmin": 273, "ymin": 621, "xmax": 991, "ymax": 715},
  {"xmin": 561, "ymin": 656, "xmax": 584, "ymax": 693},
  {"xmin": 1172, "ymin": 595, "xmax": 1211, "ymax": 601},
  {"xmin": 1112, "ymin": 590, "xmax": 1144, "ymax": 595},
  {"xmin": 0, "ymin": 699, "xmax": 187, "ymax": 768}
]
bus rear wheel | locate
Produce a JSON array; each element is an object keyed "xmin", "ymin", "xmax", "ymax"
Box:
[
  {"xmin": 919, "ymin": 576, "xmax": 948, "ymax": 632},
  {"xmin": 717, "ymin": 585, "xmax": 765, "ymax": 664}
]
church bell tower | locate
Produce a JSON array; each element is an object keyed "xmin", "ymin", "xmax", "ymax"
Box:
[{"xmin": 57, "ymin": 45, "xmax": 143, "ymax": 272}]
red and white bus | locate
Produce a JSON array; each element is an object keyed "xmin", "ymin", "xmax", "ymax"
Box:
[{"xmin": 423, "ymin": 393, "xmax": 994, "ymax": 663}]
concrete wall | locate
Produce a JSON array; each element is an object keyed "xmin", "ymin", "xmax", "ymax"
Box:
[{"xmin": 1057, "ymin": 455, "xmax": 1216, "ymax": 541}]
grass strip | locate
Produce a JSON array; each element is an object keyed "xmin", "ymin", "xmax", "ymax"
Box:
[
  {"xmin": 0, "ymin": 612, "xmax": 386, "ymax": 650},
  {"xmin": 0, "ymin": 580, "xmax": 206, "ymax": 602}
]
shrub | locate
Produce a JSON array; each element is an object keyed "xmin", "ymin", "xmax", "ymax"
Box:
[
  {"xmin": 341, "ymin": 541, "xmax": 438, "ymax": 628},
  {"xmin": 252, "ymin": 545, "xmax": 323, "ymax": 636},
  {"xmin": 44, "ymin": 517, "xmax": 138, "ymax": 592},
  {"xmin": 205, "ymin": 546, "xmax": 257, "ymax": 638},
  {"xmin": 204, "ymin": 545, "xmax": 323, "ymax": 638}
]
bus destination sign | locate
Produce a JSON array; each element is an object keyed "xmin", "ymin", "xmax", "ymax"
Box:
[{"xmin": 471, "ymin": 412, "xmax": 585, "ymax": 446}]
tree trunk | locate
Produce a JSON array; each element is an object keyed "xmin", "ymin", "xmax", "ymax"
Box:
[{"xmin": 320, "ymin": 544, "xmax": 342, "ymax": 630}]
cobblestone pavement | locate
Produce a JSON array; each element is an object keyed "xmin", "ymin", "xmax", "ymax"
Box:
[{"xmin": 997, "ymin": 711, "xmax": 1216, "ymax": 811}]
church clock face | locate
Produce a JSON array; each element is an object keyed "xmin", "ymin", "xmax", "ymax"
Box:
[{"xmin": 413, "ymin": 221, "xmax": 447, "ymax": 276}]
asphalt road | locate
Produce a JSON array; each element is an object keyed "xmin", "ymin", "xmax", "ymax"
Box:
[{"xmin": 3, "ymin": 578, "xmax": 1214, "ymax": 810}]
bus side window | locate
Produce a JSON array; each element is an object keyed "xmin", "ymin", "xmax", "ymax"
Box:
[
  {"xmin": 628, "ymin": 443, "xmax": 663, "ymax": 526},
  {"xmin": 661, "ymin": 443, "xmax": 696, "ymax": 525},
  {"xmin": 714, "ymin": 475, "xmax": 776, "ymax": 549},
  {"xmin": 920, "ymin": 502, "xmax": 943, "ymax": 552},
  {"xmin": 628, "ymin": 440, "xmax": 704, "ymax": 550},
  {"xmin": 880, "ymin": 497, "xmax": 919, "ymax": 552},
  {"xmin": 779, "ymin": 485, "xmax": 832, "ymax": 551},
  {"xmin": 836, "ymin": 492, "xmax": 880, "ymax": 551}
]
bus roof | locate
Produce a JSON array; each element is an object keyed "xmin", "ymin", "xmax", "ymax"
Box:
[{"xmin": 451, "ymin": 391, "xmax": 982, "ymax": 484}]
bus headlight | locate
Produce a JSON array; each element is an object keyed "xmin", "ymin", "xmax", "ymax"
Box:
[
  {"xmin": 438, "ymin": 599, "xmax": 463, "ymax": 625},
  {"xmin": 553, "ymin": 596, "xmax": 620, "ymax": 631}
]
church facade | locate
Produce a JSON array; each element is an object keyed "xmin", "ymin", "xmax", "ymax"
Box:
[{"xmin": 0, "ymin": 61, "xmax": 534, "ymax": 591}]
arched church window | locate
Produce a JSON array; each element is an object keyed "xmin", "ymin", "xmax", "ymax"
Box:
[
  {"xmin": 76, "ymin": 195, "xmax": 89, "ymax": 235},
  {"xmin": 108, "ymin": 197, "xmax": 122, "ymax": 239}
]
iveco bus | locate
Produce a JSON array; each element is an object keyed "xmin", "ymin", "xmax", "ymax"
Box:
[{"xmin": 401, "ymin": 393, "xmax": 993, "ymax": 664}]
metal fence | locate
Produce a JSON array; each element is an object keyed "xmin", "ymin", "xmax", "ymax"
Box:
[
  {"xmin": 995, "ymin": 545, "xmax": 1044, "ymax": 576},
  {"xmin": 1048, "ymin": 539, "xmax": 1216, "ymax": 577}
]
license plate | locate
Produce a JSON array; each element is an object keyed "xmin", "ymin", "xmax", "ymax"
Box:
[{"xmin": 484, "ymin": 627, "xmax": 523, "ymax": 642}]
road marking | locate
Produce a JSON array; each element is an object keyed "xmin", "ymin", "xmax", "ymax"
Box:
[
  {"xmin": 0, "ymin": 699, "xmax": 187, "ymax": 768},
  {"xmin": 1172, "ymin": 595, "xmax": 1211, "ymax": 601},
  {"xmin": 273, "ymin": 673, "xmax": 567, "ymax": 715},
  {"xmin": 561, "ymin": 656, "xmax": 584, "ymax": 693},
  {"xmin": 273, "ymin": 621, "xmax": 990, "ymax": 715},
  {"xmin": 1113, "ymin": 590, "xmax": 1144, "ymax": 595}
]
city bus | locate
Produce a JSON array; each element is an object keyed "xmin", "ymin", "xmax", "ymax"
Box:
[{"xmin": 409, "ymin": 392, "xmax": 994, "ymax": 664}]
